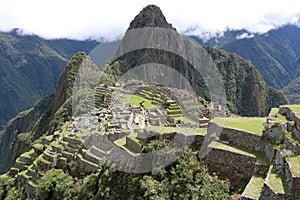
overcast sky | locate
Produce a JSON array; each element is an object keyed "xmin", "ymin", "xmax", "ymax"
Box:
[{"xmin": 1, "ymin": 0, "xmax": 300, "ymax": 40}]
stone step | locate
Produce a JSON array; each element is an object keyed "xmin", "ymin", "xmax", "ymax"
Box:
[
  {"xmin": 260, "ymin": 165, "xmax": 287, "ymax": 199},
  {"xmin": 90, "ymin": 145, "xmax": 107, "ymax": 158},
  {"xmin": 14, "ymin": 158, "xmax": 27, "ymax": 171},
  {"xmin": 75, "ymin": 153, "xmax": 99, "ymax": 174},
  {"xmin": 84, "ymin": 134, "xmax": 114, "ymax": 152},
  {"xmin": 241, "ymin": 174, "xmax": 265, "ymax": 200},
  {"xmin": 42, "ymin": 135, "xmax": 53, "ymax": 145},
  {"xmin": 207, "ymin": 141, "xmax": 269, "ymax": 168},
  {"xmin": 42, "ymin": 151, "xmax": 57, "ymax": 163},
  {"xmin": 8, "ymin": 167, "xmax": 19, "ymax": 176},
  {"xmin": 62, "ymin": 150, "xmax": 74, "ymax": 161},
  {"xmin": 81, "ymin": 149, "xmax": 101, "ymax": 164},
  {"xmin": 63, "ymin": 135, "xmax": 82, "ymax": 145},
  {"xmin": 285, "ymin": 155, "xmax": 300, "ymax": 198},
  {"xmin": 37, "ymin": 156, "xmax": 54, "ymax": 171},
  {"xmin": 50, "ymin": 142, "xmax": 64, "ymax": 153}
]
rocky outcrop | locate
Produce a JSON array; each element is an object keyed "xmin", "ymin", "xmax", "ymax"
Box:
[{"xmin": 128, "ymin": 5, "xmax": 175, "ymax": 31}]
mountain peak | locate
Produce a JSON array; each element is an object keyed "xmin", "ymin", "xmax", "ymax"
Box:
[{"xmin": 128, "ymin": 5, "xmax": 176, "ymax": 30}]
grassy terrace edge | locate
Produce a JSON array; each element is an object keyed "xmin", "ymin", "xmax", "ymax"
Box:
[{"xmin": 211, "ymin": 117, "xmax": 265, "ymax": 136}]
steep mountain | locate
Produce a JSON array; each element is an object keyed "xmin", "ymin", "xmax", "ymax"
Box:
[
  {"xmin": 190, "ymin": 25, "xmax": 300, "ymax": 102},
  {"xmin": 115, "ymin": 5, "xmax": 287, "ymax": 117},
  {"xmin": 0, "ymin": 52, "xmax": 88, "ymax": 173},
  {"xmin": 0, "ymin": 31, "xmax": 99, "ymax": 129}
]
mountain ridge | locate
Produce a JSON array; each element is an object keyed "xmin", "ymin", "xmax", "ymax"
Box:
[
  {"xmin": 190, "ymin": 24, "xmax": 300, "ymax": 104},
  {"xmin": 0, "ymin": 31, "xmax": 99, "ymax": 129}
]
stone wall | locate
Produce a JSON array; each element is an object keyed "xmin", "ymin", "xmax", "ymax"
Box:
[
  {"xmin": 285, "ymin": 161, "xmax": 300, "ymax": 199},
  {"xmin": 264, "ymin": 143, "xmax": 276, "ymax": 163},
  {"xmin": 209, "ymin": 122, "xmax": 265, "ymax": 151},
  {"xmin": 126, "ymin": 136, "xmax": 143, "ymax": 153},
  {"xmin": 284, "ymin": 135, "xmax": 300, "ymax": 154},
  {"xmin": 260, "ymin": 183, "xmax": 285, "ymax": 200},
  {"xmin": 206, "ymin": 147, "xmax": 256, "ymax": 190}
]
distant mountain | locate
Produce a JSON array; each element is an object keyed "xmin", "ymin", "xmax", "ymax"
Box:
[
  {"xmin": 0, "ymin": 31, "xmax": 99, "ymax": 129},
  {"xmin": 189, "ymin": 25, "xmax": 300, "ymax": 103}
]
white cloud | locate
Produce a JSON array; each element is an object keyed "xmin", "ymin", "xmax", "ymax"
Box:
[
  {"xmin": 236, "ymin": 32, "xmax": 254, "ymax": 40},
  {"xmin": 0, "ymin": 0, "xmax": 300, "ymax": 40}
]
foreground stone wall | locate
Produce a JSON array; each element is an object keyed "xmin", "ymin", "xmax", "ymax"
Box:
[
  {"xmin": 285, "ymin": 161, "xmax": 300, "ymax": 199},
  {"xmin": 260, "ymin": 183, "xmax": 286, "ymax": 200},
  {"xmin": 208, "ymin": 122, "xmax": 265, "ymax": 151},
  {"xmin": 206, "ymin": 147, "xmax": 256, "ymax": 190}
]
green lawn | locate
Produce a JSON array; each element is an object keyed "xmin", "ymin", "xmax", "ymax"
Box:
[
  {"xmin": 211, "ymin": 117, "xmax": 265, "ymax": 136},
  {"xmin": 242, "ymin": 174, "xmax": 265, "ymax": 199},
  {"xmin": 21, "ymin": 149, "xmax": 35, "ymax": 159},
  {"xmin": 283, "ymin": 105, "xmax": 300, "ymax": 115},
  {"xmin": 266, "ymin": 165, "xmax": 287, "ymax": 194},
  {"xmin": 286, "ymin": 155, "xmax": 300, "ymax": 177},
  {"xmin": 269, "ymin": 108, "xmax": 287, "ymax": 122},
  {"xmin": 122, "ymin": 94, "xmax": 156, "ymax": 109},
  {"xmin": 169, "ymin": 114, "xmax": 198, "ymax": 125}
]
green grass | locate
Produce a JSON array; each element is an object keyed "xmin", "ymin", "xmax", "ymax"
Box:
[
  {"xmin": 21, "ymin": 149, "xmax": 35, "ymax": 159},
  {"xmin": 169, "ymin": 114, "xmax": 197, "ymax": 124},
  {"xmin": 140, "ymin": 89, "xmax": 154, "ymax": 96},
  {"xmin": 32, "ymin": 143, "xmax": 44, "ymax": 152},
  {"xmin": 286, "ymin": 155, "xmax": 300, "ymax": 177},
  {"xmin": 211, "ymin": 117, "xmax": 265, "ymax": 136},
  {"xmin": 266, "ymin": 165, "xmax": 287, "ymax": 194},
  {"xmin": 285, "ymin": 131, "xmax": 300, "ymax": 145},
  {"xmin": 209, "ymin": 141, "xmax": 269, "ymax": 165},
  {"xmin": 269, "ymin": 108, "xmax": 287, "ymax": 122},
  {"xmin": 122, "ymin": 94, "xmax": 156, "ymax": 109},
  {"xmin": 114, "ymin": 137, "xmax": 126, "ymax": 147},
  {"xmin": 242, "ymin": 174, "xmax": 265, "ymax": 199},
  {"xmin": 283, "ymin": 105, "xmax": 300, "ymax": 115},
  {"xmin": 145, "ymin": 126, "xmax": 206, "ymax": 136}
]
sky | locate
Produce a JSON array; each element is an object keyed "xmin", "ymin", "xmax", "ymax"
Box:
[{"xmin": 1, "ymin": 0, "xmax": 300, "ymax": 40}]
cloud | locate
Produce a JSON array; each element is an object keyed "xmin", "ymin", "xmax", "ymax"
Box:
[
  {"xmin": 0, "ymin": 0, "xmax": 300, "ymax": 40},
  {"xmin": 236, "ymin": 32, "xmax": 254, "ymax": 40}
]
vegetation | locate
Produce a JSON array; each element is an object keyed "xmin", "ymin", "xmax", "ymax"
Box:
[
  {"xmin": 0, "ymin": 31, "xmax": 98, "ymax": 129},
  {"xmin": 241, "ymin": 174, "xmax": 265, "ymax": 199},
  {"xmin": 210, "ymin": 141, "xmax": 269, "ymax": 165},
  {"xmin": 79, "ymin": 149, "xmax": 230, "ymax": 200},
  {"xmin": 211, "ymin": 117, "xmax": 265, "ymax": 136},
  {"xmin": 122, "ymin": 94, "xmax": 156, "ymax": 109},
  {"xmin": 266, "ymin": 165, "xmax": 287, "ymax": 194},
  {"xmin": 286, "ymin": 155, "xmax": 300, "ymax": 177},
  {"xmin": 283, "ymin": 105, "xmax": 300, "ymax": 115},
  {"xmin": 37, "ymin": 169, "xmax": 80, "ymax": 200}
]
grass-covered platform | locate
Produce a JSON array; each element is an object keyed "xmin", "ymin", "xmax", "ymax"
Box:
[
  {"xmin": 286, "ymin": 155, "xmax": 300, "ymax": 178},
  {"xmin": 242, "ymin": 174, "xmax": 265, "ymax": 199},
  {"xmin": 265, "ymin": 165, "xmax": 287, "ymax": 194},
  {"xmin": 211, "ymin": 117, "xmax": 265, "ymax": 136},
  {"xmin": 209, "ymin": 141, "xmax": 269, "ymax": 166}
]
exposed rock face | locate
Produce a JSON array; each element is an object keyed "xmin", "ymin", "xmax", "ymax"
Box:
[
  {"xmin": 115, "ymin": 5, "xmax": 288, "ymax": 117},
  {"xmin": 128, "ymin": 5, "xmax": 175, "ymax": 30}
]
